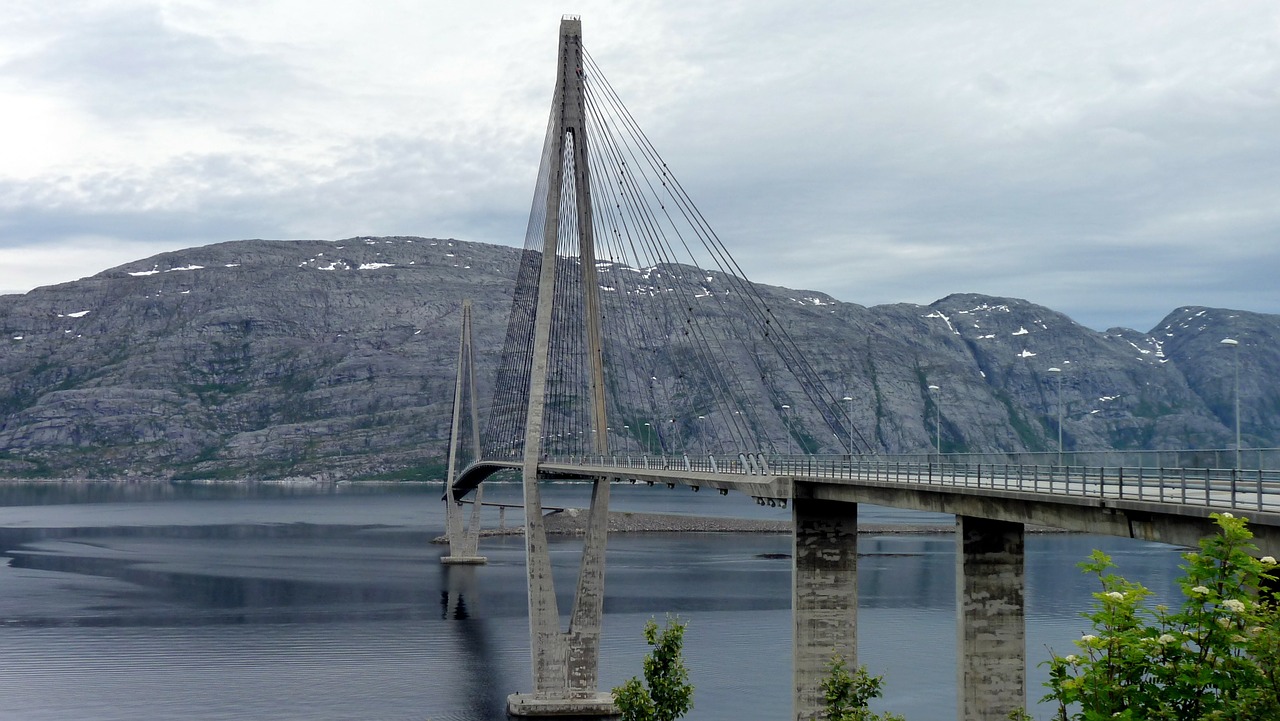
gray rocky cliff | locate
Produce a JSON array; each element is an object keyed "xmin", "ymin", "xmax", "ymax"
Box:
[{"xmin": 0, "ymin": 237, "xmax": 1274, "ymax": 480}]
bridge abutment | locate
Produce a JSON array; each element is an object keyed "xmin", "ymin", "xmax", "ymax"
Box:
[
  {"xmin": 792, "ymin": 498, "xmax": 858, "ymax": 721},
  {"xmin": 956, "ymin": 515, "xmax": 1026, "ymax": 721}
]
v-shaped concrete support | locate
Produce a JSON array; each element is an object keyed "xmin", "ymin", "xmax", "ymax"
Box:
[
  {"xmin": 443, "ymin": 300, "xmax": 486, "ymax": 565},
  {"xmin": 507, "ymin": 15, "xmax": 617, "ymax": 717}
]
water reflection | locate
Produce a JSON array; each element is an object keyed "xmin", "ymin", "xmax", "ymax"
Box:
[
  {"xmin": 442, "ymin": 565, "xmax": 478, "ymax": 620},
  {"xmin": 0, "ymin": 481, "xmax": 1187, "ymax": 721},
  {"xmin": 438, "ymin": 564, "xmax": 510, "ymax": 720}
]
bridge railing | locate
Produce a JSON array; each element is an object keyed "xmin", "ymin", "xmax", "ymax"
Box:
[
  {"xmin": 808, "ymin": 448, "xmax": 1280, "ymax": 471},
  {"xmin": 814, "ymin": 458, "xmax": 1279, "ymax": 516},
  {"xmin": 544, "ymin": 452, "xmax": 1280, "ymax": 516},
  {"xmin": 547, "ymin": 453, "xmax": 762, "ymax": 476}
]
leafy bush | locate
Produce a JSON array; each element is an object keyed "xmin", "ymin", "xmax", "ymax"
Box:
[
  {"xmin": 613, "ymin": 617, "xmax": 694, "ymax": 721},
  {"xmin": 1039, "ymin": 513, "xmax": 1280, "ymax": 720},
  {"xmin": 817, "ymin": 655, "xmax": 905, "ymax": 721}
]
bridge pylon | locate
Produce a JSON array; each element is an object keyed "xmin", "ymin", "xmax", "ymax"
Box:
[
  {"xmin": 442, "ymin": 299, "xmax": 486, "ymax": 565},
  {"xmin": 506, "ymin": 15, "xmax": 617, "ymax": 717}
]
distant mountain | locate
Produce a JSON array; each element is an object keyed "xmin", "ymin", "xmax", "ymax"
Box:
[{"xmin": 0, "ymin": 237, "xmax": 1275, "ymax": 480}]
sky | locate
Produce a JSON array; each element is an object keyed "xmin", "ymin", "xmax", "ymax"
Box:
[{"xmin": 1, "ymin": 1, "xmax": 1278, "ymax": 332}]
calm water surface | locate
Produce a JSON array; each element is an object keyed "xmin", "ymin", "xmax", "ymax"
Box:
[{"xmin": 0, "ymin": 481, "xmax": 1187, "ymax": 720}]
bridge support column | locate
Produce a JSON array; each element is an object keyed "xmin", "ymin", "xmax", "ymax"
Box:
[
  {"xmin": 507, "ymin": 474, "xmax": 615, "ymax": 717},
  {"xmin": 506, "ymin": 15, "xmax": 616, "ymax": 717},
  {"xmin": 793, "ymin": 498, "xmax": 858, "ymax": 721},
  {"xmin": 442, "ymin": 299, "xmax": 486, "ymax": 565},
  {"xmin": 956, "ymin": 516, "xmax": 1025, "ymax": 721},
  {"xmin": 441, "ymin": 494, "xmax": 486, "ymax": 565}
]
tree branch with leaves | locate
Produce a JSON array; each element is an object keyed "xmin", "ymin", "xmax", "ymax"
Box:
[
  {"xmin": 614, "ymin": 616, "xmax": 695, "ymax": 721},
  {"xmin": 1038, "ymin": 513, "xmax": 1280, "ymax": 721}
]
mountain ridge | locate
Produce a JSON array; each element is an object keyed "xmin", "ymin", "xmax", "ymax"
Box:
[{"xmin": 1, "ymin": 236, "xmax": 1275, "ymax": 480}]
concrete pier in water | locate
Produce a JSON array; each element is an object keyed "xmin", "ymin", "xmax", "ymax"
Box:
[
  {"xmin": 957, "ymin": 516, "xmax": 1026, "ymax": 721},
  {"xmin": 793, "ymin": 498, "xmax": 858, "ymax": 721}
]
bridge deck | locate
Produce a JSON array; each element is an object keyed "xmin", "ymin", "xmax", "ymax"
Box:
[{"xmin": 458, "ymin": 454, "xmax": 1280, "ymax": 554}]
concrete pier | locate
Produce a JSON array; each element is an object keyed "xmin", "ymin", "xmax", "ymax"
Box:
[
  {"xmin": 956, "ymin": 515, "xmax": 1025, "ymax": 721},
  {"xmin": 793, "ymin": 498, "xmax": 858, "ymax": 721},
  {"xmin": 506, "ymin": 16, "xmax": 617, "ymax": 718},
  {"xmin": 441, "ymin": 493, "xmax": 486, "ymax": 565},
  {"xmin": 442, "ymin": 299, "xmax": 487, "ymax": 566}
]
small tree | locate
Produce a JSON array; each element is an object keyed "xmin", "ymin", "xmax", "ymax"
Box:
[
  {"xmin": 817, "ymin": 655, "xmax": 906, "ymax": 721},
  {"xmin": 613, "ymin": 616, "xmax": 694, "ymax": 721},
  {"xmin": 1039, "ymin": 512, "xmax": 1280, "ymax": 720}
]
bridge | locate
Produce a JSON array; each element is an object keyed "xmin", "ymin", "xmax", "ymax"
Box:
[{"xmin": 438, "ymin": 16, "xmax": 1280, "ymax": 721}]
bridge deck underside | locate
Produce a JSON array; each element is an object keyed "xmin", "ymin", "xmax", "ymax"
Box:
[{"xmin": 801, "ymin": 476, "xmax": 1280, "ymax": 556}]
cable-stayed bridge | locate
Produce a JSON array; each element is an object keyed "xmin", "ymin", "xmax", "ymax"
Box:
[{"xmin": 441, "ymin": 16, "xmax": 1280, "ymax": 721}]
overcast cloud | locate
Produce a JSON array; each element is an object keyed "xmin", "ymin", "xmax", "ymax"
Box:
[{"xmin": 1, "ymin": 0, "xmax": 1277, "ymax": 331}]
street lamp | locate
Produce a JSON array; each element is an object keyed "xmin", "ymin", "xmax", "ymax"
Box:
[
  {"xmin": 842, "ymin": 396, "xmax": 854, "ymax": 455},
  {"xmin": 1221, "ymin": 338, "xmax": 1241, "ymax": 469},
  {"xmin": 927, "ymin": 385, "xmax": 941, "ymax": 459},
  {"xmin": 1047, "ymin": 367, "xmax": 1063, "ymax": 466},
  {"xmin": 781, "ymin": 404, "xmax": 792, "ymax": 455},
  {"xmin": 643, "ymin": 422, "xmax": 652, "ymax": 453},
  {"xmin": 697, "ymin": 415, "xmax": 707, "ymax": 456}
]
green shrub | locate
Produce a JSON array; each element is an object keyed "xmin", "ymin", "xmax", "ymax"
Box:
[
  {"xmin": 613, "ymin": 617, "xmax": 694, "ymax": 721},
  {"xmin": 1038, "ymin": 513, "xmax": 1280, "ymax": 720},
  {"xmin": 816, "ymin": 655, "xmax": 905, "ymax": 721}
]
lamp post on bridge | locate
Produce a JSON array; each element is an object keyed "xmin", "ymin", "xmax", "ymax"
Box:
[
  {"xmin": 697, "ymin": 415, "xmax": 707, "ymax": 456},
  {"xmin": 1220, "ymin": 338, "xmax": 1241, "ymax": 470},
  {"xmin": 643, "ymin": 422, "xmax": 652, "ymax": 453},
  {"xmin": 781, "ymin": 404, "xmax": 792, "ymax": 455},
  {"xmin": 842, "ymin": 395, "xmax": 853, "ymax": 456},
  {"xmin": 1047, "ymin": 367, "xmax": 1063, "ymax": 467},
  {"xmin": 928, "ymin": 385, "xmax": 941, "ymax": 461}
]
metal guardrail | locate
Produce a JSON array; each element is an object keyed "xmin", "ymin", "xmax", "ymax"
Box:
[
  {"xmin": 543, "ymin": 453, "xmax": 1280, "ymax": 516},
  {"xmin": 832, "ymin": 448, "xmax": 1280, "ymax": 471}
]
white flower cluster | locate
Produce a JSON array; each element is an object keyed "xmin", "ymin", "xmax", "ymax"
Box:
[
  {"xmin": 1106, "ymin": 591, "xmax": 1125, "ymax": 601},
  {"xmin": 1223, "ymin": 599, "xmax": 1247, "ymax": 613},
  {"xmin": 1262, "ymin": 556, "xmax": 1277, "ymax": 565},
  {"xmin": 1157, "ymin": 634, "xmax": 1177, "ymax": 645},
  {"xmin": 1191, "ymin": 585, "xmax": 1210, "ymax": 595}
]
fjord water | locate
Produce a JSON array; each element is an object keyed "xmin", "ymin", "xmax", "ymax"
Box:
[{"xmin": 0, "ymin": 482, "xmax": 1186, "ymax": 721}]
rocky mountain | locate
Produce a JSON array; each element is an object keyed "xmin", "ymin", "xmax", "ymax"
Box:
[{"xmin": 0, "ymin": 237, "xmax": 1276, "ymax": 480}]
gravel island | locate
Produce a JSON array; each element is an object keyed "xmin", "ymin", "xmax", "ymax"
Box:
[{"xmin": 432, "ymin": 508, "xmax": 965, "ymax": 543}]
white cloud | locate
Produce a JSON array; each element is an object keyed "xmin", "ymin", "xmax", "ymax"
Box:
[
  {"xmin": 0, "ymin": 235, "xmax": 191, "ymax": 293},
  {"xmin": 0, "ymin": 0, "xmax": 1278, "ymax": 331}
]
